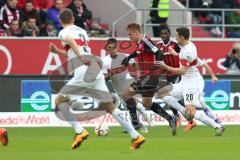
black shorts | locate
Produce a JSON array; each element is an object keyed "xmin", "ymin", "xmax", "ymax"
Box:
[{"xmin": 130, "ymin": 75, "xmax": 159, "ymax": 97}]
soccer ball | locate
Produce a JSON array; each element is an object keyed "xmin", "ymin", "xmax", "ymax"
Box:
[{"xmin": 95, "ymin": 124, "xmax": 109, "ymax": 136}]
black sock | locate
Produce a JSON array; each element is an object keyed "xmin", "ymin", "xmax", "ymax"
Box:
[
  {"xmin": 171, "ymin": 107, "xmax": 178, "ymax": 117},
  {"xmin": 151, "ymin": 102, "xmax": 172, "ymax": 121},
  {"xmin": 125, "ymin": 98, "xmax": 139, "ymax": 128}
]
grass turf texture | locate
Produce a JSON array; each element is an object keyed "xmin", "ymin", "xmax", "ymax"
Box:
[{"xmin": 0, "ymin": 126, "xmax": 239, "ymax": 160}]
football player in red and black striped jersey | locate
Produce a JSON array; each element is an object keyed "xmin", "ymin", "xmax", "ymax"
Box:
[
  {"xmin": 121, "ymin": 22, "xmax": 177, "ymax": 136},
  {"xmin": 157, "ymin": 25, "xmax": 183, "ymax": 128}
]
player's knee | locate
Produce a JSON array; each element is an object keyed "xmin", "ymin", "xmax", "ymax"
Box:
[
  {"xmin": 142, "ymin": 101, "xmax": 152, "ymax": 109},
  {"xmin": 122, "ymin": 87, "xmax": 135, "ymax": 101},
  {"xmin": 55, "ymin": 95, "xmax": 70, "ymax": 107},
  {"xmin": 157, "ymin": 85, "xmax": 172, "ymax": 98},
  {"xmin": 158, "ymin": 89, "xmax": 169, "ymax": 99},
  {"xmin": 102, "ymin": 101, "xmax": 115, "ymax": 113},
  {"xmin": 125, "ymin": 98, "xmax": 137, "ymax": 107}
]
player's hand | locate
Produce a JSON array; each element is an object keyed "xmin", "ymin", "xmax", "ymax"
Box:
[
  {"xmin": 211, "ymin": 76, "xmax": 218, "ymax": 83},
  {"xmin": 135, "ymin": 70, "xmax": 141, "ymax": 80},
  {"xmin": 168, "ymin": 47, "xmax": 179, "ymax": 56},
  {"xmin": 154, "ymin": 61, "xmax": 161, "ymax": 67},
  {"xmin": 49, "ymin": 43, "xmax": 59, "ymax": 54},
  {"xmin": 121, "ymin": 57, "xmax": 129, "ymax": 66},
  {"xmin": 156, "ymin": 61, "xmax": 167, "ymax": 68}
]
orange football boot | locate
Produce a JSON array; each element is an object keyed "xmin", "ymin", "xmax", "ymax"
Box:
[
  {"xmin": 0, "ymin": 128, "xmax": 8, "ymax": 146},
  {"xmin": 130, "ymin": 135, "xmax": 145, "ymax": 150},
  {"xmin": 72, "ymin": 130, "xmax": 89, "ymax": 149},
  {"xmin": 184, "ymin": 120, "xmax": 197, "ymax": 132}
]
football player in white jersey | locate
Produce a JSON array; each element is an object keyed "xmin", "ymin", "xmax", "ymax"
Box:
[
  {"xmin": 49, "ymin": 9, "xmax": 145, "ymax": 150},
  {"xmin": 102, "ymin": 38, "xmax": 152, "ymax": 133},
  {"xmin": 165, "ymin": 47, "xmax": 222, "ymax": 131},
  {"xmin": 157, "ymin": 27, "xmax": 225, "ymax": 136}
]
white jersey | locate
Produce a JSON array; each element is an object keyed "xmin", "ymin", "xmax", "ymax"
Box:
[
  {"xmin": 58, "ymin": 25, "xmax": 91, "ymax": 60},
  {"xmin": 58, "ymin": 25, "xmax": 103, "ymax": 84},
  {"xmin": 197, "ymin": 58, "xmax": 206, "ymax": 67},
  {"xmin": 179, "ymin": 41, "xmax": 201, "ymax": 81},
  {"xmin": 102, "ymin": 53, "xmax": 133, "ymax": 92}
]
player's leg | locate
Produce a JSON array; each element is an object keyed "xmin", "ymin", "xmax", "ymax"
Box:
[
  {"xmin": 166, "ymin": 76, "xmax": 183, "ymax": 128},
  {"xmin": 93, "ymin": 79, "xmax": 145, "ymax": 149},
  {"xmin": 55, "ymin": 94, "xmax": 88, "ymax": 149},
  {"xmin": 200, "ymin": 96, "xmax": 221, "ymax": 124},
  {"xmin": 158, "ymin": 83, "xmax": 186, "ymax": 115},
  {"xmin": 127, "ymin": 97, "xmax": 149, "ymax": 133},
  {"xmin": 183, "ymin": 90, "xmax": 225, "ymax": 136},
  {"xmin": 125, "ymin": 97, "xmax": 141, "ymax": 130},
  {"xmin": 103, "ymin": 101, "xmax": 145, "ymax": 149},
  {"xmin": 142, "ymin": 96, "xmax": 177, "ymax": 136},
  {"xmin": 134, "ymin": 98, "xmax": 153, "ymax": 127}
]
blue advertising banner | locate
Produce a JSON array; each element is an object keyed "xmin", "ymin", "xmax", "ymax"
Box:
[{"xmin": 21, "ymin": 80, "xmax": 51, "ymax": 112}]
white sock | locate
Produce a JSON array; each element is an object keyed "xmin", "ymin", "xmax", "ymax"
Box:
[
  {"xmin": 194, "ymin": 111, "xmax": 221, "ymax": 128},
  {"xmin": 200, "ymin": 97, "xmax": 217, "ymax": 120},
  {"xmin": 136, "ymin": 103, "xmax": 148, "ymax": 119},
  {"xmin": 162, "ymin": 96, "xmax": 185, "ymax": 114},
  {"xmin": 111, "ymin": 107, "xmax": 140, "ymax": 139},
  {"xmin": 57, "ymin": 102, "xmax": 84, "ymax": 134}
]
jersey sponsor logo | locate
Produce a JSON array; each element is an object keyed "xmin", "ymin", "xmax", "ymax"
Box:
[{"xmin": 21, "ymin": 80, "xmax": 51, "ymax": 112}]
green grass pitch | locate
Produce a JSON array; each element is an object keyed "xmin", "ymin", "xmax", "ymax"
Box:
[{"xmin": 0, "ymin": 126, "xmax": 239, "ymax": 160}]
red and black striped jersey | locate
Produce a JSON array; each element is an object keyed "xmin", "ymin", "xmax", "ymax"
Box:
[
  {"xmin": 157, "ymin": 40, "xmax": 181, "ymax": 77},
  {"xmin": 134, "ymin": 34, "xmax": 163, "ymax": 76}
]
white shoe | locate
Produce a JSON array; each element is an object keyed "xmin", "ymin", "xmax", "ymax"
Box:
[{"xmin": 139, "ymin": 122, "xmax": 148, "ymax": 133}]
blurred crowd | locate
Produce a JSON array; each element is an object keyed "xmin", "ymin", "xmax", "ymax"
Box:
[
  {"xmin": 0, "ymin": 0, "xmax": 109, "ymax": 37},
  {"xmin": 179, "ymin": 0, "xmax": 240, "ymax": 38}
]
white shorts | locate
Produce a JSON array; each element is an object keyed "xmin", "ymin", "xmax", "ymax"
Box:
[
  {"xmin": 66, "ymin": 76, "xmax": 109, "ymax": 92},
  {"xmin": 60, "ymin": 72, "xmax": 113, "ymax": 103},
  {"xmin": 169, "ymin": 77, "xmax": 204, "ymax": 108}
]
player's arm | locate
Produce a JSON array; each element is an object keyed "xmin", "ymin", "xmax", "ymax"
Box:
[
  {"xmin": 142, "ymin": 36, "xmax": 164, "ymax": 61},
  {"xmin": 121, "ymin": 51, "xmax": 138, "ymax": 66},
  {"xmin": 130, "ymin": 61, "xmax": 141, "ymax": 79},
  {"xmin": 202, "ymin": 63, "xmax": 218, "ymax": 83},
  {"xmin": 161, "ymin": 62, "xmax": 188, "ymax": 75},
  {"xmin": 49, "ymin": 43, "xmax": 68, "ymax": 57},
  {"xmin": 103, "ymin": 67, "xmax": 111, "ymax": 81},
  {"xmin": 102, "ymin": 58, "xmax": 111, "ymax": 81},
  {"xmin": 64, "ymin": 35, "xmax": 91, "ymax": 65},
  {"xmin": 103, "ymin": 72, "xmax": 111, "ymax": 81}
]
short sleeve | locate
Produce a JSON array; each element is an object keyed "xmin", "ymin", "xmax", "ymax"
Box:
[
  {"xmin": 102, "ymin": 56, "xmax": 111, "ymax": 74},
  {"xmin": 58, "ymin": 30, "xmax": 67, "ymax": 43},
  {"xmin": 179, "ymin": 50, "xmax": 197, "ymax": 67},
  {"xmin": 197, "ymin": 58, "xmax": 205, "ymax": 66}
]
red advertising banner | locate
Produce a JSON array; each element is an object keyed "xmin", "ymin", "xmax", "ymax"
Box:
[{"xmin": 0, "ymin": 39, "xmax": 234, "ymax": 75}]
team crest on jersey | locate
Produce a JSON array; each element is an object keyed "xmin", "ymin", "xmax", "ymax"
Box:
[
  {"xmin": 138, "ymin": 43, "xmax": 143, "ymax": 49},
  {"xmin": 136, "ymin": 51, "xmax": 141, "ymax": 54},
  {"xmin": 186, "ymin": 56, "xmax": 192, "ymax": 61}
]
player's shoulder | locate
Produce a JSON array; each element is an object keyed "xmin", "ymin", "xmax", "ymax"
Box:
[
  {"xmin": 170, "ymin": 39, "xmax": 178, "ymax": 45},
  {"xmin": 156, "ymin": 39, "xmax": 163, "ymax": 45},
  {"xmin": 142, "ymin": 34, "xmax": 153, "ymax": 42},
  {"xmin": 118, "ymin": 53, "xmax": 128, "ymax": 58},
  {"xmin": 102, "ymin": 54, "xmax": 112, "ymax": 62},
  {"xmin": 182, "ymin": 41, "xmax": 196, "ymax": 53}
]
